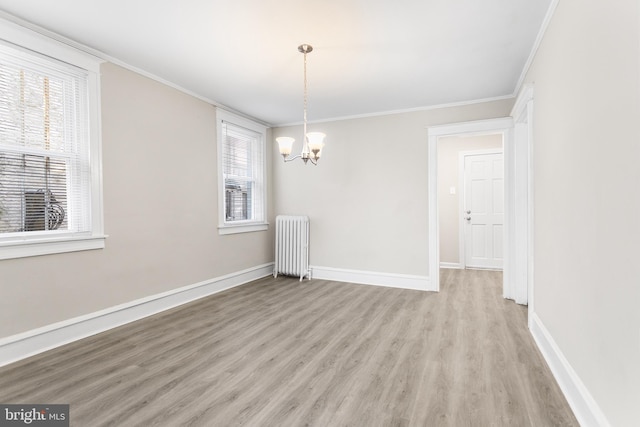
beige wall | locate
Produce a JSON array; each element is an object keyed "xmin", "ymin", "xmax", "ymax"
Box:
[
  {"xmin": 0, "ymin": 63, "xmax": 274, "ymax": 338},
  {"xmin": 273, "ymin": 100, "xmax": 512, "ymax": 277},
  {"xmin": 524, "ymin": 0, "xmax": 640, "ymax": 424},
  {"xmin": 438, "ymin": 134, "xmax": 502, "ymax": 265}
]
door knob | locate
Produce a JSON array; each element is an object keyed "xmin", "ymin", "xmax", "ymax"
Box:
[
  {"xmin": 466, "ymin": 210, "xmax": 471, "ymax": 214},
  {"xmin": 465, "ymin": 216, "xmax": 471, "ymax": 221}
]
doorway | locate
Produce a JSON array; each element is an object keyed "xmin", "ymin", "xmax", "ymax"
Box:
[
  {"xmin": 428, "ymin": 96, "xmax": 533, "ymax": 311},
  {"xmin": 437, "ymin": 134, "xmax": 504, "ymax": 271},
  {"xmin": 427, "ymin": 117, "xmax": 514, "ymax": 295}
]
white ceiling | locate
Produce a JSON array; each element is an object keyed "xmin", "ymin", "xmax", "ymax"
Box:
[{"xmin": 0, "ymin": 0, "xmax": 551, "ymax": 126}]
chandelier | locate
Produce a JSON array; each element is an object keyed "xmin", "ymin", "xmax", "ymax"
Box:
[{"xmin": 276, "ymin": 44, "xmax": 326, "ymax": 165}]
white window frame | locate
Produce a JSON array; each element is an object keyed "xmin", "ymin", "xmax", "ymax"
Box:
[
  {"xmin": 0, "ymin": 18, "xmax": 105, "ymax": 260},
  {"xmin": 216, "ymin": 109, "xmax": 268, "ymax": 235}
]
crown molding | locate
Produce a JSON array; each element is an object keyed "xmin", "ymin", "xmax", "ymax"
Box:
[
  {"xmin": 274, "ymin": 94, "xmax": 516, "ymax": 128},
  {"xmin": 512, "ymin": 0, "xmax": 561, "ymax": 96},
  {"xmin": 0, "ymin": 10, "xmax": 271, "ymax": 128}
]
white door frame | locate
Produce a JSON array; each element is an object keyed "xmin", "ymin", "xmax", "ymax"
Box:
[
  {"xmin": 428, "ymin": 87, "xmax": 534, "ymax": 315},
  {"xmin": 428, "ymin": 117, "xmax": 513, "ymax": 294},
  {"xmin": 458, "ymin": 148, "xmax": 504, "ymax": 270},
  {"xmin": 510, "ymin": 84, "xmax": 535, "ymax": 317}
]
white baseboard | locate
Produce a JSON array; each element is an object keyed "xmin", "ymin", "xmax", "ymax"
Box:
[
  {"xmin": 311, "ymin": 265, "xmax": 432, "ymax": 291},
  {"xmin": 440, "ymin": 262, "xmax": 463, "ymax": 269},
  {"xmin": 0, "ymin": 263, "xmax": 274, "ymax": 368},
  {"xmin": 530, "ymin": 313, "xmax": 611, "ymax": 427}
]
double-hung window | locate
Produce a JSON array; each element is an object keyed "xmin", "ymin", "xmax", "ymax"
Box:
[
  {"xmin": 217, "ymin": 109, "xmax": 267, "ymax": 235},
  {"xmin": 0, "ymin": 19, "xmax": 104, "ymax": 259}
]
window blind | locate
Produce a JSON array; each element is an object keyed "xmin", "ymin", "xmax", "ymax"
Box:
[
  {"xmin": 0, "ymin": 42, "xmax": 91, "ymax": 237},
  {"xmin": 221, "ymin": 121, "xmax": 265, "ymax": 224}
]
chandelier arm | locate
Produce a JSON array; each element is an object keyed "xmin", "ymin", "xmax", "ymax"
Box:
[{"xmin": 282, "ymin": 154, "xmax": 302, "ymax": 162}]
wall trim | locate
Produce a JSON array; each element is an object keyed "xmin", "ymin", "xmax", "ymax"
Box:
[
  {"xmin": 513, "ymin": 0, "xmax": 560, "ymax": 95},
  {"xmin": 509, "ymin": 84, "xmax": 534, "ymax": 310},
  {"xmin": 0, "ymin": 11, "xmax": 514, "ymax": 130},
  {"xmin": 276, "ymin": 94, "xmax": 516, "ymax": 127},
  {"xmin": 0, "ymin": 11, "xmax": 270, "ymax": 128},
  {"xmin": 0, "ymin": 263, "xmax": 274, "ymax": 368},
  {"xmin": 530, "ymin": 313, "xmax": 611, "ymax": 427},
  {"xmin": 439, "ymin": 262, "xmax": 463, "ymax": 269},
  {"xmin": 311, "ymin": 266, "xmax": 432, "ymax": 291}
]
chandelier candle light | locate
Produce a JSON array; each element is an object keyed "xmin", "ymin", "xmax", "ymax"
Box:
[{"xmin": 276, "ymin": 44, "xmax": 326, "ymax": 165}]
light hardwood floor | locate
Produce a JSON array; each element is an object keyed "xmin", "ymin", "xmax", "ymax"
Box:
[{"xmin": 0, "ymin": 269, "xmax": 578, "ymax": 426}]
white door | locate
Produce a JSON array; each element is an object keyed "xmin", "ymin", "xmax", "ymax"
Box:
[{"xmin": 464, "ymin": 152, "xmax": 504, "ymax": 269}]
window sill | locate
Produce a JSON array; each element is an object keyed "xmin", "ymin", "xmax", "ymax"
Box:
[
  {"xmin": 218, "ymin": 223, "xmax": 269, "ymax": 235},
  {"xmin": 0, "ymin": 234, "xmax": 107, "ymax": 260}
]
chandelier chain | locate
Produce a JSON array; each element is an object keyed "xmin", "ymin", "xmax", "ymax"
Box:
[{"xmin": 303, "ymin": 49, "xmax": 308, "ymax": 148}]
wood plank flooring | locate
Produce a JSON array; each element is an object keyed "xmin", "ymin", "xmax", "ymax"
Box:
[{"xmin": 0, "ymin": 269, "xmax": 578, "ymax": 426}]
